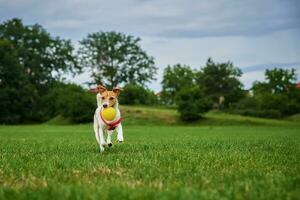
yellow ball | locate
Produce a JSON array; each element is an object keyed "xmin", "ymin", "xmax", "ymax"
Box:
[{"xmin": 101, "ymin": 107, "xmax": 116, "ymax": 121}]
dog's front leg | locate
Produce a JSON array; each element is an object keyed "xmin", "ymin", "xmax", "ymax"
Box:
[
  {"xmin": 99, "ymin": 127, "xmax": 107, "ymax": 152},
  {"xmin": 106, "ymin": 130, "xmax": 113, "ymax": 147},
  {"xmin": 116, "ymin": 124, "xmax": 124, "ymax": 143},
  {"xmin": 93, "ymin": 115, "xmax": 100, "ymax": 145}
]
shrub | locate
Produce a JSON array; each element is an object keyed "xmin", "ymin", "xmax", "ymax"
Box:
[
  {"xmin": 284, "ymin": 99, "xmax": 300, "ymax": 115},
  {"xmin": 232, "ymin": 96, "xmax": 260, "ymax": 110},
  {"xmin": 230, "ymin": 92, "xmax": 300, "ymax": 118},
  {"xmin": 42, "ymin": 83, "xmax": 95, "ymax": 123},
  {"xmin": 258, "ymin": 93, "xmax": 300, "ymax": 116},
  {"xmin": 231, "ymin": 109, "xmax": 282, "ymax": 119},
  {"xmin": 119, "ymin": 84, "xmax": 159, "ymax": 105},
  {"xmin": 57, "ymin": 91, "xmax": 95, "ymax": 123},
  {"xmin": 176, "ymin": 87, "xmax": 212, "ymax": 121},
  {"xmin": 259, "ymin": 109, "xmax": 283, "ymax": 118}
]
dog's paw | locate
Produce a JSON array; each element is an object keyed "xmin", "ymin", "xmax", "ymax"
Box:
[
  {"xmin": 100, "ymin": 142, "xmax": 107, "ymax": 147},
  {"xmin": 99, "ymin": 146, "xmax": 105, "ymax": 152},
  {"xmin": 117, "ymin": 140, "xmax": 123, "ymax": 143},
  {"xmin": 108, "ymin": 143, "xmax": 113, "ymax": 147}
]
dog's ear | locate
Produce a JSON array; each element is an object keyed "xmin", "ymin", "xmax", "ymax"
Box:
[
  {"xmin": 97, "ymin": 85, "xmax": 107, "ymax": 94},
  {"xmin": 113, "ymin": 87, "xmax": 122, "ymax": 97}
]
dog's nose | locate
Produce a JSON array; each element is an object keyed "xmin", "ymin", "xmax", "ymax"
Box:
[{"xmin": 103, "ymin": 104, "xmax": 108, "ymax": 108}]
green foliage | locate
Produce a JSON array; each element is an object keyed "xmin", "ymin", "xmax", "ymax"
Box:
[
  {"xmin": 161, "ymin": 64, "xmax": 195, "ymax": 105},
  {"xmin": 232, "ymin": 96, "xmax": 260, "ymax": 110},
  {"xmin": 249, "ymin": 68, "xmax": 300, "ymax": 117},
  {"xmin": 118, "ymin": 84, "xmax": 158, "ymax": 105},
  {"xmin": 1, "ymin": 18, "xmax": 298, "ymax": 124},
  {"xmin": 161, "ymin": 59, "xmax": 245, "ymax": 108},
  {"xmin": 231, "ymin": 68, "xmax": 300, "ymax": 119},
  {"xmin": 0, "ymin": 18, "xmax": 80, "ymax": 124},
  {"xmin": 108, "ymin": 105, "xmax": 298, "ymax": 126},
  {"xmin": 259, "ymin": 93, "xmax": 300, "ymax": 115},
  {"xmin": 57, "ymin": 90, "xmax": 95, "ymax": 123},
  {"xmin": 230, "ymin": 109, "xmax": 282, "ymax": 119},
  {"xmin": 252, "ymin": 68, "xmax": 297, "ymax": 95},
  {"xmin": 0, "ymin": 125, "xmax": 299, "ymax": 199},
  {"xmin": 265, "ymin": 68, "xmax": 297, "ymax": 93},
  {"xmin": 0, "ymin": 39, "xmax": 39, "ymax": 124},
  {"xmin": 231, "ymin": 94, "xmax": 300, "ymax": 119},
  {"xmin": 0, "ymin": 18, "xmax": 80, "ymax": 86},
  {"xmin": 288, "ymin": 113, "xmax": 300, "ymax": 122},
  {"xmin": 176, "ymin": 87, "xmax": 212, "ymax": 121},
  {"xmin": 78, "ymin": 31, "xmax": 157, "ymax": 87},
  {"xmin": 197, "ymin": 58, "xmax": 244, "ymax": 107},
  {"xmin": 42, "ymin": 83, "xmax": 95, "ymax": 123},
  {"xmin": 161, "ymin": 59, "xmax": 244, "ymax": 120}
]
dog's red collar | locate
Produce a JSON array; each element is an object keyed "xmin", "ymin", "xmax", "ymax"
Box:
[{"xmin": 100, "ymin": 111, "xmax": 122, "ymax": 131}]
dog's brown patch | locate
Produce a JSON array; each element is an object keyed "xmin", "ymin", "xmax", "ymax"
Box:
[{"xmin": 97, "ymin": 85, "xmax": 122, "ymax": 107}]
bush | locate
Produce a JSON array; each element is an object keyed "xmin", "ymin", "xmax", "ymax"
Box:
[
  {"xmin": 41, "ymin": 83, "xmax": 95, "ymax": 123},
  {"xmin": 0, "ymin": 83, "xmax": 39, "ymax": 124},
  {"xmin": 57, "ymin": 91, "xmax": 95, "ymax": 123},
  {"xmin": 232, "ymin": 96, "xmax": 260, "ymax": 110},
  {"xmin": 231, "ymin": 109, "xmax": 282, "ymax": 119},
  {"xmin": 176, "ymin": 87, "xmax": 212, "ymax": 121},
  {"xmin": 259, "ymin": 93, "xmax": 300, "ymax": 116},
  {"xmin": 119, "ymin": 84, "xmax": 159, "ymax": 105},
  {"xmin": 284, "ymin": 99, "xmax": 300, "ymax": 115},
  {"xmin": 230, "ymin": 92, "xmax": 300, "ymax": 118}
]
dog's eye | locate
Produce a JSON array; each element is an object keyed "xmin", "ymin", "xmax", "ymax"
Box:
[
  {"xmin": 109, "ymin": 97, "xmax": 114, "ymax": 100},
  {"xmin": 101, "ymin": 97, "xmax": 105, "ymax": 100}
]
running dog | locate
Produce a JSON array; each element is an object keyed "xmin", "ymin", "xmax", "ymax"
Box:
[{"xmin": 90, "ymin": 85, "xmax": 123, "ymax": 152}]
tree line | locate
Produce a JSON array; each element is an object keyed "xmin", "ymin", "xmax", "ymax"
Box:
[
  {"xmin": 0, "ymin": 18, "xmax": 299, "ymax": 124},
  {"xmin": 0, "ymin": 18, "xmax": 157, "ymax": 123},
  {"xmin": 162, "ymin": 61, "xmax": 300, "ymax": 120}
]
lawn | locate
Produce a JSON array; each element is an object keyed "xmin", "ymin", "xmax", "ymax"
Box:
[{"xmin": 0, "ymin": 123, "xmax": 299, "ymax": 199}]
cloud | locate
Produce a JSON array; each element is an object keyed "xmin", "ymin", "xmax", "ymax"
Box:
[
  {"xmin": 1, "ymin": 0, "xmax": 300, "ymax": 91},
  {"xmin": 242, "ymin": 62, "xmax": 300, "ymax": 73},
  {"xmin": 156, "ymin": 0, "xmax": 300, "ymax": 38},
  {"xmin": 240, "ymin": 70, "xmax": 266, "ymax": 88},
  {"xmin": 240, "ymin": 63, "xmax": 300, "ymax": 89},
  {"xmin": 46, "ymin": 19, "xmax": 86, "ymax": 29},
  {"xmin": 1, "ymin": 0, "xmax": 299, "ymax": 39},
  {"xmin": 141, "ymin": 28, "xmax": 300, "ymax": 69}
]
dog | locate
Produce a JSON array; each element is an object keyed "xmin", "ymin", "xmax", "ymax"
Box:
[{"xmin": 90, "ymin": 85, "xmax": 124, "ymax": 152}]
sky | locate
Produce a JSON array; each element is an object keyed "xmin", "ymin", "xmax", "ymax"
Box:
[{"xmin": 1, "ymin": 0, "xmax": 300, "ymax": 91}]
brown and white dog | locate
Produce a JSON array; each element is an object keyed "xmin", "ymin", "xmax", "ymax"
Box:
[{"xmin": 90, "ymin": 85, "xmax": 123, "ymax": 152}]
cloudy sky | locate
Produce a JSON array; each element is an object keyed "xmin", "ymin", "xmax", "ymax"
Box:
[{"xmin": 1, "ymin": 0, "xmax": 300, "ymax": 91}]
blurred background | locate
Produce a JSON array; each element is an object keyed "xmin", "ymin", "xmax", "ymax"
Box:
[{"xmin": 0, "ymin": 0, "xmax": 300, "ymax": 124}]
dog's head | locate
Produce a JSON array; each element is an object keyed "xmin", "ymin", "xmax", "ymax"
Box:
[{"xmin": 91, "ymin": 85, "xmax": 122, "ymax": 108}]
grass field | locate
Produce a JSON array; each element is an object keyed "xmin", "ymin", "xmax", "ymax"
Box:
[
  {"xmin": 47, "ymin": 106, "xmax": 300, "ymax": 126},
  {"xmin": 1, "ymin": 107, "xmax": 300, "ymax": 199}
]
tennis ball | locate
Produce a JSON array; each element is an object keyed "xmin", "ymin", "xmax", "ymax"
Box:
[{"xmin": 101, "ymin": 107, "xmax": 116, "ymax": 121}]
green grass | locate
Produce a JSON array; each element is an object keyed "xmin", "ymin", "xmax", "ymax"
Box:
[
  {"xmin": 45, "ymin": 115, "xmax": 72, "ymax": 125},
  {"xmin": 120, "ymin": 106, "xmax": 299, "ymax": 126},
  {"xmin": 0, "ymin": 123, "xmax": 299, "ymax": 199},
  {"xmin": 287, "ymin": 113, "xmax": 300, "ymax": 122},
  {"xmin": 45, "ymin": 105, "xmax": 300, "ymax": 127}
]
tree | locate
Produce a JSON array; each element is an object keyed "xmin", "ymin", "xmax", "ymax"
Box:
[
  {"xmin": 118, "ymin": 83, "xmax": 158, "ymax": 105},
  {"xmin": 42, "ymin": 83, "xmax": 95, "ymax": 123},
  {"xmin": 161, "ymin": 64, "xmax": 195, "ymax": 105},
  {"xmin": 197, "ymin": 58, "xmax": 244, "ymax": 107},
  {"xmin": 0, "ymin": 40, "xmax": 37, "ymax": 123},
  {"xmin": 0, "ymin": 18, "xmax": 80, "ymax": 123},
  {"xmin": 250, "ymin": 68, "xmax": 300, "ymax": 116},
  {"xmin": 78, "ymin": 31, "xmax": 157, "ymax": 88},
  {"xmin": 0, "ymin": 18, "xmax": 80, "ymax": 90},
  {"xmin": 176, "ymin": 86, "xmax": 212, "ymax": 121},
  {"xmin": 253, "ymin": 68, "xmax": 297, "ymax": 94}
]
